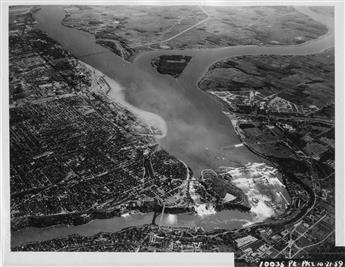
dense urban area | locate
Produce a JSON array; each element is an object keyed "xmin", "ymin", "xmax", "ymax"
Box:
[
  {"xmin": 9, "ymin": 4, "xmax": 342, "ymax": 265},
  {"xmin": 9, "ymin": 7, "xmax": 191, "ymax": 231}
]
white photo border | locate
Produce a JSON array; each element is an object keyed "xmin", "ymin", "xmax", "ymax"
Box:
[{"xmin": 1, "ymin": 0, "xmax": 344, "ymax": 266}]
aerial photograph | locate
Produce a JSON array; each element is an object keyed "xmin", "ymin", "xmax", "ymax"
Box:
[{"xmin": 8, "ymin": 3, "xmax": 342, "ymax": 265}]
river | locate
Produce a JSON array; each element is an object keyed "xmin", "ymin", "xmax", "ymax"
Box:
[
  {"xmin": 31, "ymin": 5, "xmax": 333, "ymax": 177},
  {"xmin": 11, "ymin": 5, "xmax": 334, "ymax": 247},
  {"xmin": 31, "ymin": 5, "xmax": 266, "ymax": 176},
  {"xmin": 12, "ymin": 210, "xmax": 253, "ymax": 247}
]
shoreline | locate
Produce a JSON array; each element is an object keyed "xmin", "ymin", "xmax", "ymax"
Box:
[
  {"xmin": 79, "ymin": 61, "xmax": 168, "ymax": 138},
  {"xmin": 196, "ymin": 89, "xmax": 317, "ymax": 230},
  {"xmin": 11, "ymin": 203, "xmax": 252, "ymax": 248},
  {"xmin": 12, "ymin": 5, "xmax": 332, "ymax": 249}
]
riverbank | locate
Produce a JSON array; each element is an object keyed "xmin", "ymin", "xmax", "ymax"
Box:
[
  {"xmin": 11, "ymin": 202, "xmax": 196, "ymax": 232},
  {"xmin": 12, "ymin": 223, "xmax": 237, "ymax": 252},
  {"xmin": 15, "ymin": 5, "xmax": 334, "ymax": 254},
  {"xmin": 10, "ymin": 11, "xmax": 201, "ymax": 243},
  {"xmin": 195, "ymin": 73, "xmax": 324, "ymax": 233},
  {"xmin": 79, "ymin": 61, "xmax": 168, "ymax": 138}
]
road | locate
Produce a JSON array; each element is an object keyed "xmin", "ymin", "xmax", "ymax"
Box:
[
  {"xmin": 28, "ymin": 5, "xmax": 335, "ymax": 256},
  {"xmin": 291, "ymin": 230, "xmax": 335, "ymax": 258},
  {"xmin": 130, "ymin": 6, "xmax": 210, "ymax": 48},
  {"xmin": 239, "ymin": 112, "xmax": 335, "ymax": 126},
  {"xmin": 274, "ymin": 214, "xmax": 327, "ymax": 258}
]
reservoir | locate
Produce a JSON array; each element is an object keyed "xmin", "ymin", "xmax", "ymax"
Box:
[{"xmin": 11, "ymin": 5, "xmax": 333, "ymax": 247}]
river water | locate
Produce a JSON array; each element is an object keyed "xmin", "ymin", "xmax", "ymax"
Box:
[
  {"xmin": 11, "ymin": 6, "xmax": 334, "ymax": 247},
  {"xmin": 12, "ymin": 210, "xmax": 253, "ymax": 247}
]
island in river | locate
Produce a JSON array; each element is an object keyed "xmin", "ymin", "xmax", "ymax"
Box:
[
  {"xmin": 9, "ymin": 4, "xmax": 342, "ymax": 263},
  {"xmin": 9, "ymin": 6, "xmax": 255, "ymax": 240},
  {"xmin": 151, "ymin": 55, "xmax": 192, "ymax": 78}
]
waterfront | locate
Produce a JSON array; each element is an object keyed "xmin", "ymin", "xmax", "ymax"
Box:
[
  {"xmin": 11, "ymin": 210, "xmax": 253, "ymax": 247},
  {"xmin": 33, "ymin": 6, "xmax": 333, "ymax": 176},
  {"xmin": 33, "ymin": 6, "xmax": 263, "ymax": 176},
  {"xmin": 10, "ymin": 5, "xmax": 334, "ymax": 248}
]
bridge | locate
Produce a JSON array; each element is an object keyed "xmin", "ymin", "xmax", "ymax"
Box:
[{"xmin": 150, "ymin": 191, "xmax": 169, "ymax": 227}]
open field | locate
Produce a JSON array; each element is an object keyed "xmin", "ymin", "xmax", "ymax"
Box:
[
  {"xmin": 199, "ymin": 48, "xmax": 334, "ymax": 109},
  {"xmin": 61, "ymin": 5, "xmax": 328, "ymax": 60}
]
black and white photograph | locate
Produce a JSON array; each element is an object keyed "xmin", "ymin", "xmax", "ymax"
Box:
[{"xmin": 1, "ymin": 0, "xmax": 345, "ymax": 266}]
